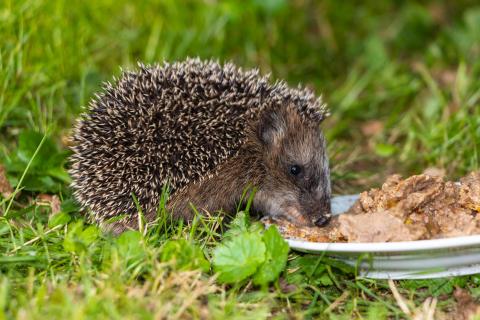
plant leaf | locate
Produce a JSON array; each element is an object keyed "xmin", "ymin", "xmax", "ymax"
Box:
[
  {"xmin": 48, "ymin": 212, "xmax": 72, "ymax": 228},
  {"xmin": 213, "ymin": 232, "xmax": 265, "ymax": 283},
  {"xmin": 223, "ymin": 211, "xmax": 250, "ymax": 240},
  {"xmin": 253, "ymin": 225, "xmax": 289, "ymax": 285},
  {"xmin": 4, "ymin": 131, "xmax": 70, "ymax": 192},
  {"xmin": 160, "ymin": 239, "xmax": 210, "ymax": 272}
]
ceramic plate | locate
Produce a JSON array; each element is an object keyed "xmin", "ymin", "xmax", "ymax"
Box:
[{"xmin": 286, "ymin": 195, "xmax": 480, "ymax": 279}]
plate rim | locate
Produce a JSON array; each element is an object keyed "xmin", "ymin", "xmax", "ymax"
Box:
[{"xmin": 287, "ymin": 235, "xmax": 480, "ymax": 253}]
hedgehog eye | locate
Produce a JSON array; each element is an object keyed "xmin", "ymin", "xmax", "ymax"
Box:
[{"xmin": 289, "ymin": 165, "xmax": 302, "ymax": 176}]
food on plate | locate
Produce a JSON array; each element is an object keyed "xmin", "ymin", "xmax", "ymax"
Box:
[
  {"xmin": 266, "ymin": 171, "xmax": 480, "ymax": 243},
  {"xmin": 262, "ymin": 216, "xmax": 343, "ymax": 242}
]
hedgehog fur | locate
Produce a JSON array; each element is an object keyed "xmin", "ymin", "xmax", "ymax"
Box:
[{"xmin": 70, "ymin": 58, "xmax": 330, "ymax": 232}]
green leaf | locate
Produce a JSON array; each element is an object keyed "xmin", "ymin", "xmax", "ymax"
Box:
[
  {"xmin": 4, "ymin": 204, "xmax": 36, "ymax": 220},
  {"xmin": 366, "ymin": 302, "xmax": 388, "ymax": 320},
  {"xmin": 4, "ymin": 130, "xmax": 70, "ymax": 193},
  {"xmin": 285, "ymin": 255, "xmax": 353, "ymax": 286},
  {"xmin": 116, "ymin": 231, "xmax": 143, "ymax": 256},
  {"xmin": 291, "ymin": 255, "xmax": 327, "ymax": 277},
  {"xmin": 470, "ymin": 286, "xmax": 480, "ymax": 299},
  {"xmin": 160, "ymin": 239, "xmax": 210, "ymax": 272},
  {"xmin": 19, "ymin": 175, "xmax": 58, "ymax": 192},
  {"xmin": 63, "ymin": 220, "xmax": 86, "ymax": 252},
  {"xmin": 48, "ymin": 212, "xmax": 71, "ymax": 228},
  {"xmin": 63, "ymin": 221, "xmax": 99, "ymax": 253},
  {"xmin": 79, "ymin": 225, "xmax": 100, "ymax": 246},
  {"xmin": 223, "ymin": 211, "xmax": 250, "ymax": 240},
  {"xmin": 248, "ymin": 221, "xmax": 265, "ymax": 235},
  {"xmin": 213, "ymin": 232, "xmax": 266, "ymax": 283},
  {"xmin": 253, "ymin": 226, "xmax": 289, "ymax": 285},
  {"xmin": 47, "ymin": 166, "xmax": 72, "ymax": 184},
  {"xmin": 0, "ymin": 220, "xmax": 10, "ymax": 237},
  {"xmin": 317, "ymin": 273, "xmax": 334, "ymax": 286},
  {"xmin": 114, "ymin": 230, "xmax": 147, "ymax": 267},
  {"xmin": 285, "ymin": 255, "xmax": 324, "ymax": 285},
  {"xmin": 16, "ymin": 131, "xmax": 58, "ymax": 170},
  {"xmin": 60, "ymin": 199, "xmax": 80, "ymax": 214}
]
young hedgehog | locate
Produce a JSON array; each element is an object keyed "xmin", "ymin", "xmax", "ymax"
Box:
[{"xmin": 70, "ymin": 58, "xmax": 332, "ymax": 234}]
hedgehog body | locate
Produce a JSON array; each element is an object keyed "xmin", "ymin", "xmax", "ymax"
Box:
[{"xmin": 70, "ymin": 59, "xmax": 331, "ymax": 233}]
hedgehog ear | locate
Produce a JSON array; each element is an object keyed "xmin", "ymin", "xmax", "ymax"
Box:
[{"xmin": 258, "ymin": 109, "xmax": 286, "ymax": 146}]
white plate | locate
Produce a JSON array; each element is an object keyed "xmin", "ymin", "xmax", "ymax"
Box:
[{"xmin": 287, "ymin": 195, "xmax": 480, "ymax": 279}]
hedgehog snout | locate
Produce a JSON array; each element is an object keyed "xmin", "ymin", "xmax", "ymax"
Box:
[
  {"xmin": 313, "ymin": 214, "xmax": 331, "ymax": 227},
  {"xmin": 254, "ymin": 188, "xmax": 332, "ymax": 227},
  {"xmin": 297, "ymin": 181, "xmax": 332, "ymax": 226},
  {"xmin": 310, "ymin": 201, "xmax": 332, "ymax": 227}
]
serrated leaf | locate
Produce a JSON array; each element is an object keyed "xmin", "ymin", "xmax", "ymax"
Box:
[
  {"xmin": 213, "ymin": 232, "xmax": 265, "ymax": 283},
  {"xmin": 253, "ymin": 226, "xmax": 289, "ymax": 285}
]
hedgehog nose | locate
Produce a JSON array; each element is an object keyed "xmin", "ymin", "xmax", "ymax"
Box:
[{"xmin": 314, "ymin": 214, "xmax": 331, "ymax": 227}]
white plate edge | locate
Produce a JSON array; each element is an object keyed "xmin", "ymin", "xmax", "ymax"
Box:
[{"xmin": 287, "ymin": 235, "xmax": 480, "ymax": 253}]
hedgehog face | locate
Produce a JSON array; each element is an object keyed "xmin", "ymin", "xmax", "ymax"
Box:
[{"xmin": 254, "ymin": 105, "xmax": 332, "ymax": 227}]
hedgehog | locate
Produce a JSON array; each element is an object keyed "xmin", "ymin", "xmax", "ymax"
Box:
[{"xmin": 70, "ymin": 58, "xmax": 332, "ymax": 234}]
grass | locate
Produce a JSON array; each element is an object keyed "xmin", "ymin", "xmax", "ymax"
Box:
[{"xmin": 1, "ymin": 0, "xmax": 480, "ymax": 318}]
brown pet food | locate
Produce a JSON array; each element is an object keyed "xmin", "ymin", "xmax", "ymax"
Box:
[{"xmin": 267, "ymin": 171, "xmax": 480, "ymax": 243}]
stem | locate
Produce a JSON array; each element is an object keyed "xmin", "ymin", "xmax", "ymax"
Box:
[{"xmin": 4, "ymin": 134, "xmax": 47, "ymax": 217}]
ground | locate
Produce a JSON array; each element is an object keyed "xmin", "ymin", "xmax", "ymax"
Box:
[{"xmin": 1, "ymin": 0, "xmax": 480, "ymax": 319}]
